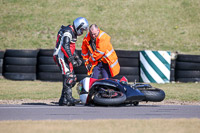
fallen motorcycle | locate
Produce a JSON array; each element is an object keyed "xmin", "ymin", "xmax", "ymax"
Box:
[{"xmin": 76, "ymin": 77, "xmax": 165, "ymax": 106}]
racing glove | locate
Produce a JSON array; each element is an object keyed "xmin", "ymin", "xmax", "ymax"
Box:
[
  {"xmin": 74, "ymin": 55, "xmax": 82, "ymax": 67},
  {"xmin": 68, "ymin": 56, "xmax": 78, "ymax": 67}
]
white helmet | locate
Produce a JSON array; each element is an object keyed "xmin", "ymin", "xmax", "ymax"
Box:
[{"xmin": 73, "ymin": 17, "xmax": 89, "ymax": 36}]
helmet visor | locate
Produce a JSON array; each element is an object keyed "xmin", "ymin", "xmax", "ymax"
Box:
[{"xmin": 80, "ymin": 27, "xmax": 88, "ymax": 35}]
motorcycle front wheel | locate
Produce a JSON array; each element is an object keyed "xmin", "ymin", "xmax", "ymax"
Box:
[
  {"xmin": 140, "ymin": 88, "xmax": 165, "ymax": 102},
  {"xmin": 93, "ymin": 90, "xmax": 126, "ymax": 106}
]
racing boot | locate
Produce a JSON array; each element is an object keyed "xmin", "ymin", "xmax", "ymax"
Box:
[
  {"xmin": 65, "ymin": 86, "xmax": 80, "ymax": 106},
  {"xmin": 58, "ymin": 88, "xmax": 68, "ymax": 106}
]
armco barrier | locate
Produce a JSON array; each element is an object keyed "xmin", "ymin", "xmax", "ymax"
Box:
[{"xmin": 0, "ymin": 49, "xmax": 200, "ymax": 83}]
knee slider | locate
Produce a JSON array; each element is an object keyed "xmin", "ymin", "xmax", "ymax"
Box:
[{"xmin": 64, "ymin": 72, "xmax": 77, "ymax": 86}]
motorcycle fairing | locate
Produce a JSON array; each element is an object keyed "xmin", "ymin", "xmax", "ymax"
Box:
[
  {"xmin": 79, "ymin": 77, "xmax": 98, "ymax": 104},
  {"xmin": 121, "ymin": 83, "xmax": 145, "ymax": 102},
  {"xmin": 86, "ymin": 78, "xmax": 145, "ymax": 104}
]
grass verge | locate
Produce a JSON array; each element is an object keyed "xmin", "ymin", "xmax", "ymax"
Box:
[
  {"xmin": 0, "ymin": 0, "xmax": 200, "ymax": 54},
  {"xmin": 0, "ymin": 119, "xmax": 199, "ymax": 133},
  {"xmin": 0, "ymin": 78, "xmax": 199, "ymax": 102}
]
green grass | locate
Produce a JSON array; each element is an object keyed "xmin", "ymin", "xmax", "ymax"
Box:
[
  {"xmin": 0, "ymin": 0, "xmax": 200, "ymax": 54},
  {"xmin": 0, "ymin": 78, "xmax": 199, "ymax": 102},
  {"xmin": 152, "ymin": 82, "xmax": 200, "ymax": 101},
  {"xmin": 0, "ymin": 79, "xmax": 62, "ymax": 100},
  {"xmin": 0, "ymin": 119, "xmax": 200, "ymax": 133}
]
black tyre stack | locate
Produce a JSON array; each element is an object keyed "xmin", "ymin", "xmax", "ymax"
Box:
[
  {"xmin": 0, "ymin": 50, "xmax": 5, "ymax": 78},
  {"xmin": 37, "ymin": 49, "xmax": 62, "ymax": 81},
  {"xmin": 175, "ymin": 54, "xmax": 200, "ymax": 82},
  {"xmin": 3, "ymin": 49, "xmax": 38, "ymax": 80},
  {"xmin": 114, "ymin": 50, "xmax": 140, "ymax": 82},
  {"xmin": 170, "ymin": 59, "xmax": 176, "ymax": 82},
  {"xmin": 37, "ymin": 49, "xmax": 89, "ymax": 82}
]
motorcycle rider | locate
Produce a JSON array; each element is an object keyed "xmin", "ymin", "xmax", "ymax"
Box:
[
  {"xmin": 81, "ymin": 24, "xmax": 120, "ymax": 79},
  {"xmin": 53, "ymin": 17, "xmax": 89, "ymax": 106}
]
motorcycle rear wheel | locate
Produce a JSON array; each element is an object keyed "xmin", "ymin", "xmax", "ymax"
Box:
[{"xmin": 93, "ymin": 91, "xmax": 126, "ymax": 106}]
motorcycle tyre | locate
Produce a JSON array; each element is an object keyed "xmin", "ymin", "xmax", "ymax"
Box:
[
  {"xmin": 93, "ymin": 92, "xmax": 126, "ymax": 106},
  {"xmin": 140, "ymin": 89, "xmax": 165, "ymax": 102}
]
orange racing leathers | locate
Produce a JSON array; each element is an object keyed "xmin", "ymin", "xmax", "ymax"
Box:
[{"xmin": 81, "ymin": 30, "xmax": 120, "ymax": 77}]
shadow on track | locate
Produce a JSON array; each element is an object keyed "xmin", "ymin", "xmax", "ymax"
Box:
[
  {"xmin": 22, "ymin": 102, "xmax": 58, "ymax": 106},
  {"xmin": 21, "ymin": 102, "xmax": 161, "ymax": 108}
]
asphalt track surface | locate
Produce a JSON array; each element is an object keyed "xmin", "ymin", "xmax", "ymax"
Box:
[{"xmin": 0, "ymin": 104, "xmax": 200, "ymax": 120}]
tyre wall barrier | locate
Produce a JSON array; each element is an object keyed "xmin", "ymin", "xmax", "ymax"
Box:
[
  {"xmin": 0, "ymin": 50, "xmax": 5, "ymax": 77},
  {"xmin": 37, "ymin": 49, "xmax": 89, "ymax": 82},
  {"xmin": 114, "ymin": 50, "xmax": 140, "ymax": 82},
  {"xmin": 1, "ymin": 49, "xmax": 200, "ymax": 83},
  {"xmin": 170, "ymin": 59, "xmax": 176, "ymax": 82},
  {"xmin": 36, "ymin": 49, "xmax": 140, "ymax": 82},
  {"xmin": 3, "ymin": 49, "xmax": 38, "ymax": 80},
  {"xmin": 175, "ymin": 54, "xmax": 200, "ymax": 82},
  {"xmin": 37, "ymin": 49, "xmax": 61, "ymax": 81}
]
